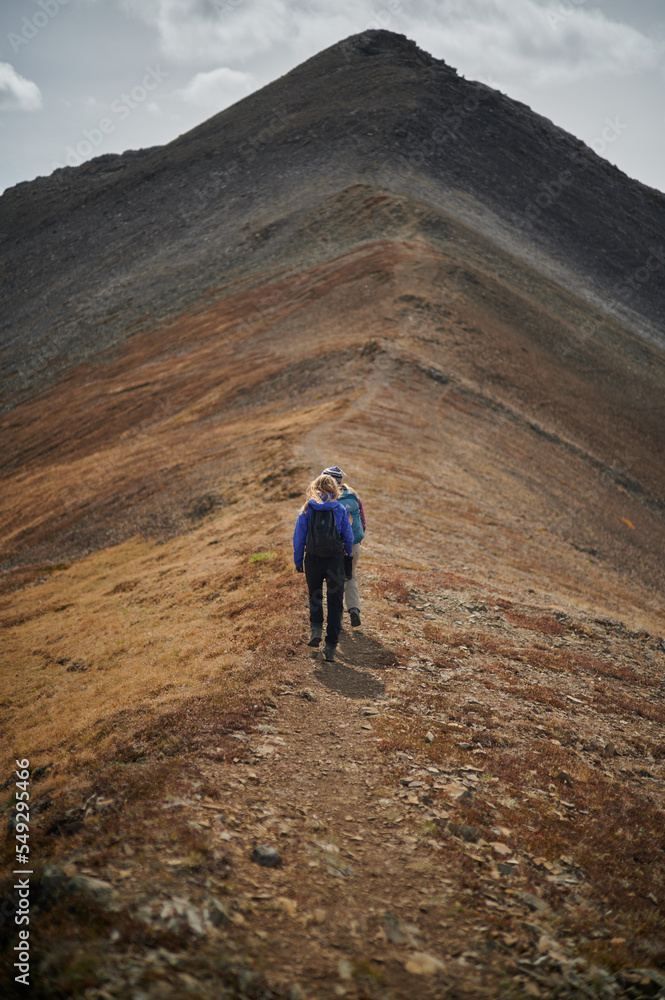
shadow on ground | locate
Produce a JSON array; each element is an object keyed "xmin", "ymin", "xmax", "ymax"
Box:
[
  {"xmin": 337, "ymin": 627, "xmax": 398, "ymax": 668},
  {"xmin": 313, "ymin": 660, "xmax": 385, "ymax": 699},
  {"xmin": 311, "ymin": 628, "xmax": 396, "ymax": 698}
]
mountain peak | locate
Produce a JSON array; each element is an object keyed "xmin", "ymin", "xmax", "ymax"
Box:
[{"xmin": 335, "ymin": 27, "xmax": 439, "ymax": 64}]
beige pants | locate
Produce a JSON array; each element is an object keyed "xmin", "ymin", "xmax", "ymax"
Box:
[{"xmin": 344, "ymin": 543, "xmax": 361, "ymax": 612}]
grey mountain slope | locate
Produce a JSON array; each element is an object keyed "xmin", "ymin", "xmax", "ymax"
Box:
[{"xmin": 1, "ymin": 29, "xmax": 664, "ymax": 412}]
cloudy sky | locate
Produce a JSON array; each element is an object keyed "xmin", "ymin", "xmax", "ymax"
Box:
[{"xmin": 0, "ymin": 0, "xmax": 663, "ymax": 194}]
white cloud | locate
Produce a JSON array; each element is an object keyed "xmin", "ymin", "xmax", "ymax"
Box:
[
  {"xmin": 119, "ymin": 0, "xmax": 375, "ymax": 64},
  {"xmin": 0, "ymin": 63, "xmax": 42, "ymax": 112},
  {"xmin": 407, "ymin": 0, "xmax": 659, "ymax": 89},
  {"xmin": 118, "ymin": 0, "xmax": 659, "ymax": 90},
  {"xmin": 175, "ymin": 66, "xmax": 253, "ymax": 106}
]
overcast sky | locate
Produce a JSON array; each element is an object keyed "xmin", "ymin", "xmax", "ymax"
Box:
[{"xmin": 1, "ymin": 0, "xmax": 663, "ymax": 195}]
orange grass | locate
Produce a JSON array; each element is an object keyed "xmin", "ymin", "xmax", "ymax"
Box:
[{"xmin": 0, "ymin": 502, "xmax": 305, "ymax": 803}]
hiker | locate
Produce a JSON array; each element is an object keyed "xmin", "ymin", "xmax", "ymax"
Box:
[
  {"xmin": 293, "ymin": 474, "xmax": 354, "ymax": 662},
  {"xmin": 322, "ymin": 466, "xmax": 365, "ymax": 628}
]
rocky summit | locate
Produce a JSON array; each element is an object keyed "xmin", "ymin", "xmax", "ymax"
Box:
[{"xmin": 1, "ymin": 30, "xmax": 664, "ymax": 1000}]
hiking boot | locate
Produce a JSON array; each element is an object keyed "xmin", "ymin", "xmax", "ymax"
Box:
[
  {"xmin": 324, "ymin": 643, "xmax": 336, "ymax": 662},
  {"xmin": 307, "ymin": 625, "xmax": 322, "ymax": 647},
  {"xmin": 349, "ymin": 608, "xmax": 361, "ymax": 627}
]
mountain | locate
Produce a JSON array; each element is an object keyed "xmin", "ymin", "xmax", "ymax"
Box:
[{"xmin": 1, "ymin": 30, "xmax": 664, "ymax": 1000}]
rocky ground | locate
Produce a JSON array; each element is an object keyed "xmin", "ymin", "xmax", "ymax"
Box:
[{"xmin": 1, "ymin": 533, "xmax": 664, "ymax": 998}]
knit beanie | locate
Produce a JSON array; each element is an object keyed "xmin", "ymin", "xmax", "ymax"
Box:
[{"xmin": 322, "ymin": 466, "xmax": 344, "ymax": 483}]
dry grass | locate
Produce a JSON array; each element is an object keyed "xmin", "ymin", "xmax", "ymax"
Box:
[
  {"xmin": 0, "ymin": 500, "xmax": 308, "ymax": 826},
  {"xmin": 502, "ymin": 680, "xmax": 568, "ymax": 709},
  {"xmin": 377, "ymin": 709, "xmax": 665, "ymax": 968},
  {"xmin": 368, "ymin": 575, "xmax": 413, "ymax": 604},
  {"xmin": 0, "ymin": 231, "xmax": 664, "ymax": 994},
  {"xmin": 368, "ymin": 573, "xmax": 665, "ymax": 972},
  {"xmin": 503, "ymin": 610, "xmax": 566, "ymax": 636}
]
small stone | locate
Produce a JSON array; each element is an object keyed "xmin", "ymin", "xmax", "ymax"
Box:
[
  {"xmin": 537, "ymin": 934, "xmax": 558, "ymax": 954},
  {"xmin": 338, "ymin": 960, "xmax": 352, "ymax": 980},
  {"xmin": 456, "ymin": 742, "xmax": 473, "ymax": 750},
  {"xmin": 299, "ymin": 688, "xmax": 316, "ymax": 702},
  {"xmin": 186, "ymin": 906, "xmax": 205, "ymax": 936},
  {"xmin": 207, "ymin": 898, "xmax": 230, "ymax": 927},
  {"xmin": 520, "ymin": 891, "xmax": 550, "ymax": 913},
  {"xmin": 405, "ymin": 952, "xmax": 445, "ymax": 976},
  {"xmin": 490, "ymin": 842, "xmax": 512, "ymax": 856},
  {"xmin": 66, "ymin": 875, "xmax": 116, "ymax": 907},
  {"xmin": 382, "ymin": 912, "xmax": 420, "ymax": 947},
  {"xmin": 425, "ymin": 731, "xmax": 435, "ymax": 744},
  {"xmin": 277, "ymin": 896, "xmax": 297, "ymax": 916},
  {"xmin": 498, "ymin": 862, "xmax": 519, "ymax": 875},
  {"xmin": 251, "ymin": 844, "xmax": 282, "ymax": 867},
  {"xmin": 448, "ymin": 823, "xmax": 479, "ymax": 842}
]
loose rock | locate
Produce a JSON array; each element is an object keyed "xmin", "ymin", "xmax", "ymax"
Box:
[
  {"xmin": 66, "ymin": 875, "xmax": 116, "ymax": 908},
  {"xmin": 449, "ymin": 823, "xmax": 479, "ymax": 842},
  {"xmin": 251, "ymin": 844, "xmax": 282, "ymax": 867},
  {"xmin": 405, "ymin": 952, "xmax": 445, "ymax": 975},
  {"xmin": 520, "ymin": 891, "xmax": 550, "ymax": 913},
  {"xmin": 206, "ymin": 897, "xmax": 230, "ymax": 927}
]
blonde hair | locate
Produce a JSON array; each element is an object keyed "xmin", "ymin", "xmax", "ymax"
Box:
[{"xmin": 301, "ymin": 474, "xmax": 341, "ymax": 512}]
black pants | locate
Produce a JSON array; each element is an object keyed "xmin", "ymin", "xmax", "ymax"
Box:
[{"xmin": 304, "ymin": 552, "xmax": 345, "ymax": 646}]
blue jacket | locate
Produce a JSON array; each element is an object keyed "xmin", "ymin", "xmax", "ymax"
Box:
[{"xmin": 293, "ymin": 497, "xmax": 355, "ymax": 566}]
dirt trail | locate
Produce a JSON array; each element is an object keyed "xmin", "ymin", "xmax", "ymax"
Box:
[
  {"xmin": 296, "ymin": 350, "xmax": 391, "ymax": 476},
  {"xmin": 3, "ymin": 527, "xmax": 664, "ymax": 999},
  {"xmin": 188, "ymin": 617, "xmax": 491, "ymax": 999}
]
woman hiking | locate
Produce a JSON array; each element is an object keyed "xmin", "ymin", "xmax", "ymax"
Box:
[
  {"xmin": 293, "ymin": 474, "xmax": 354, "ymax": 662},
  {"xmin": 322, "ymin": 466, "xmax": 365, "ymax": 628}
]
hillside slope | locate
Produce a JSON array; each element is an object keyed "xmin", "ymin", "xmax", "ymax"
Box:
[
  {"xmin": 0, "ymin": 29, "xmax": 664, "ymax": 1000},
  {"xmin": 2, "ymin": 30, "xmax": 665, "ymax": 413}
]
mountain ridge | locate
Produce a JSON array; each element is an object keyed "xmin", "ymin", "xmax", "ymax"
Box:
[{"xmin": 2, "ymin": 29, "xmax": 665, "ymax": 415}]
